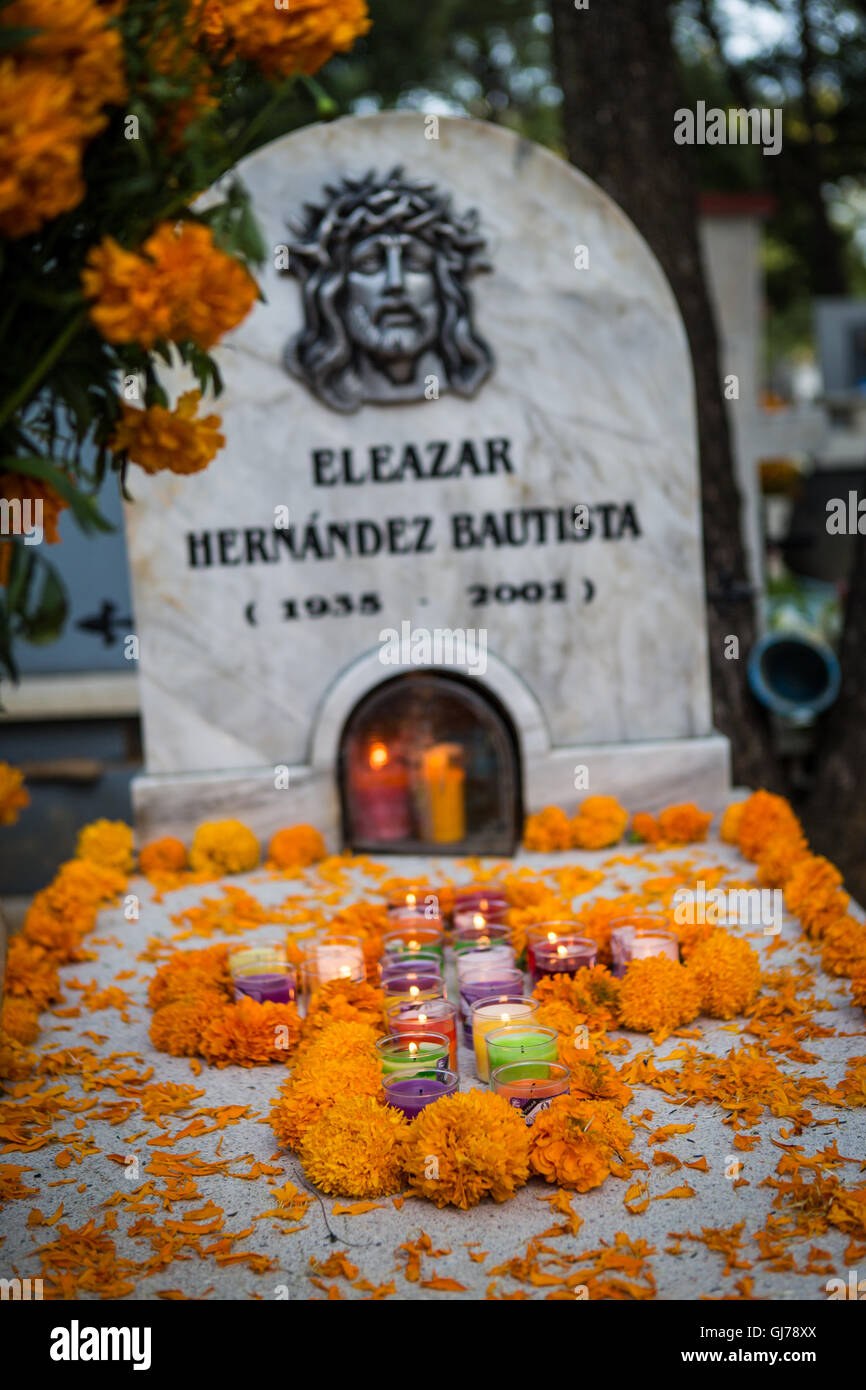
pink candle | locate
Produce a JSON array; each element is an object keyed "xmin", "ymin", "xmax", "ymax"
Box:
[
  {"xmin": 387, "ymin": 999, "xmax": 458, "ymax": 1069},
  {"xmin": 533, "ymin": 935, "xmax": 597, "ymax": 980}
]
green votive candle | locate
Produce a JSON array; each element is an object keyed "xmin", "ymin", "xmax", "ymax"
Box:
[
  {"xmin": 484, "ymin": 1024, "xmax": 558, "ymax": 1078},
  {"xmin": 376, "ymin": 1031, "xmax": 450, "ymax": 1077}
]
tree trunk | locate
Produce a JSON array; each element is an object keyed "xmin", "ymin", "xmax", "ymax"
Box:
[
  {"xmin": 802, "ymin": 534, "xmax": 866, "ymax": 903},
  {"xmin": 550, "ymin": 0, "xmax": 779, "ymax": 790}
]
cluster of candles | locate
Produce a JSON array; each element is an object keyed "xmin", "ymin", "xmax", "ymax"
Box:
[{"xmin": 229, "ymin": 888, "xmax": 681, "ymax": 1125}]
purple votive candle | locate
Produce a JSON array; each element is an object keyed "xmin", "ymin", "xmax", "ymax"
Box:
[
  {"xmin": 533, "ymin": 936, "xmax": 597, "ymax": 980},
  {"xmin": 383, "ymin": 1070, "xmax": 458, "ymax": 1119},
  {"xmin": 459, "ymin": 967, "xmax": 525, "ymax": 1041},
  {"xmin": 233, "ymin": 971, "xmax": 296, "ymax": 1004}
]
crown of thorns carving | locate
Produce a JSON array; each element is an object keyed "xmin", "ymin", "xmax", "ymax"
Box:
[{"xmin": 286, "ymin": 166, "xmax": 491, "ymax": 274}]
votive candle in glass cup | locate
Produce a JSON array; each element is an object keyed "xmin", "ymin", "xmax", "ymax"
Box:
[
  {"xmin": 386, "ymin": 886, "xmax": 443, "ymax": 922},
  {"xmin": 458, "ymin": 965, "xmax": 525, "ymax": 1042},
  {"xmin": 380, "ymin": 953, "xmax": 442, "ymax": 981},
  {"xmin": 610, "ymin": 915, "xmax": 679, "ymax": 978},
  {"xmin": 491, "ymin": 1061, "xmax": 570, "ymax": 1124},
  {"xmin": 453, "ymin": 921, "xmax": 512, "ymax": 955},
  {"xmin": 456, "ymin": 944, "xmax": 517, "ymax": 982},
  {"xmin": 382, "ymin": 923, "xmax": 445, "ymax": 965},
  {"xmin": 383, "ymin": 1069, "xmax": 458, "ymax": 1119},
  {"xmin": 471, "ymin": 995, "xmax": 538, "ymax": 1082},
  {"xmin": 376, "ymin": 1031, "xmax": 451, "ymax": 1077},
  {"xmin": 453, "ymin": 883, "xmax": 507, "ymax": 917},
  {"xmin": 229, "ymin": 942, "xmax": 295, "ymax": 1004},
  {"xmin": 298, "ymin": 957, "xmax": 363, "ymax": 1017},
  {"xmin": 485, "ymin": 1024, "xmax": 558, "ymax": 1077},
  {"xmin": 533, "ymin": 935, "xmax": 597, "ymax": 981},
  {"xmin": 525, "ymin": 921, "xmax": 583, "ymax": 985},
  {"xmin": 387, "ymin": 998, "xmax": 458, "ymax": 1069},
  {"xmin": 382, "ymin": 972, "xmax": 445, "ymax": 1008},
  {"xmin": 314, "ymin": 935, "xmax": 366, "ymax": 982}
]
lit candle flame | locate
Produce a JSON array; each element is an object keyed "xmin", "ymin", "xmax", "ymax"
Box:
[
  {"xmin": 472, "ymin": 913, "xmax": 486, "ymax": 929},
  {"xmin": 339, "ymin": 965, "xmax": 352, "ymax": 977},
  {"xmin": 501, "ymin": 1011, "xmax": 511, "ymax": 1023},
  {"xmin": 547, "ymin": 932, "xmax": 557, "ymax": 945},
  {"xmin": 408, "ymin": 939, "xmax": 419, "ymax": 951},
  {"xmin": 369, "ymin": 741, "xmax": 388, "ymax": 770},
  {"xmin": 418, "ymin": 1013, "xmax": 427, "ymax": 1025},
  {"xmin": 409, "ymin": 1042, "xmax": 418, "ymax": 1056},
  {"xmin": 557, "ymin": 944, "xmax": 568, "ymax": 959},
  {"xmin": 409, "ymin": 986, "xmax": 420, "ymax": 999},
  {"xmin": 406, "ymin": 892, "xmax": 416, "ymax": 907}
]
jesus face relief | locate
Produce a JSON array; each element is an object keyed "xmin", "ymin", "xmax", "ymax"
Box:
[{"xmin": 343, "ymin": 231, "xmax": 441, "ymax": 376}]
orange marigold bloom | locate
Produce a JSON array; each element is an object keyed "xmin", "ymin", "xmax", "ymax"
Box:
[
  {"xmin": 687, "ymin": 931, "xmax": 761, "ymax": 1018},
  {"xmin": 631, "ymin": 811, "xmax": 661, "ymax": 844},
  {"xmin": 656, "ymin": 802, "xmax": 713, "ymax": 845},
  {"xmin": 301, "ymin": 979, "xmax": 386, "ymax": 1039},
  {"xmin": 523, "ymin": 805, "xmax": 571, "ymax": 852},
  {"xmin": 110, "ymin": 391, "xmax": 225, "ymax": 476},
  {"xmin": 400, "ymin": 1089, "xmax": 530, "ymax": 1209},
  {"xmin": 563, "ymin": 1052, "xmax": 633, "ymax": 1108},
  {"xmin": 617, "ymin": 955, "xmax": 702, "ymax": 1037},
  {"xmin": 820, "ymin": 917, "xmax": 866, "ymax": 979},
  {"xmin": 4, "ymin": 938, "xmax": 61, "ymax": 1011},
  {"xmin": 720, "ymin": 801, "xmax": 745, "ymax": 845},
  {"xmin": 532, "ymin": 966, "xmax": 621, "ymax": 1033},
  {"xmin": 736, "ymin": 790, "xmax": 802, "ymax": 862},
  {"xmin": 199, "ymin": 996, "xmax": 301, "ymax": 1066},
  {"xmin": 0, "ymin": 473, "xmax": 67, "ymax": 545},
  {"xmin": 574, "ymin": 895, "xmax": 644, "ymax": 964},
  {"xmin": 299, "ymin": 1094, "xmax": 408, "ymax": 1198},
  {"xmin": 529, "ymin": 1097, "xmax": 632, "ymax": 1191},
  {"xmin": 756, "ymin": 831, "xmax": 809, "ymax": 889},
  {"xmin": 149, "ymin": 996, "xmax": 226, "ymax": 1056},
  {"xmin": 189, "ymin": 818, "xmax": 260, "ymax": 875},
  {"xmin": 270, "ymin": 1048, "xmax": 382, "ymax": 1150},
  {"xmin": 570, "ymin": 796, "xmax": 629, "ymax": 850},
  {"xmin": 75, "ymin": 818, "xmax": 134, "ymax": 873},
  {"xmin": 0, "ymin": 996, "xmax": 40, "ymax": 1046},
  {"xmin": 0, "ymin": 761, "xmax": 29, "ymax": 825},
  {"xmin": 138, "ymin": 836, "xmax": 188, "ymax": 875},
  {"xmin": 0, "ymin": 1, "xmax": 126, "ymax": 236},
  {"xmin": 850, "ymin": 971, "xmax": 866, "ymax": 1010},
  {"xmin": 784, "ymin": 854, "xmax": 849, "ymax": 939},
  {"xmin": 148, "ymin": 944, "xmax": 232, "ymax": 1009},
  {"xmin": 84, "ymin": 221, "xmax": 257, "ymax": 350},
  {"xmin": 268, "ymin": 824, "xmax": 327, "ymax": 869},
  {"xmin": 198, "ymin": 0, "xmax": 371, "ymax": 79}
]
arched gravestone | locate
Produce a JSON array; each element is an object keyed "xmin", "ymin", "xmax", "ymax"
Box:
[{"xmin": 125, "ymin": 114, "xmax": 730, "ymax": 847}]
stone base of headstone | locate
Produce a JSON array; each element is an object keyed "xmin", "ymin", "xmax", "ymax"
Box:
[{"xmin": 131, "ymin": 731, "xmax": 730, "ymax": 850}]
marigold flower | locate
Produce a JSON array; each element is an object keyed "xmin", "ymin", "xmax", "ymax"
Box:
[
  {"xmin": 270, "ymin": 1050, "xmax": 382, "ymax": 1150},
  {"xmin": 523, "ymin": 805, "xmax": 571, "ymax": 852},
  {"xmin": 573, "ymin": 895, "xmax": 644, "ymax": 964},
  {"xmin": 294, "ymin": 1018, "xmax": 380, "ymax": 1068},
  {"xmin": 0, "ymin": 474, "xmax": 67, "ymax": 546},
  {"xmin": 657, "ymin": 803, "xmax": 713, "ymax": 845},
  {"xmin": 400, "ymin": 1089, "xmax": 531, "ymax": 1209},
  {"xmin": 148, "ymin": 944, "xmax": 232, "ymax": 1010},
  {"xmin": 617, "ymin": 955, "xmax": 702, "ymax": 1037},
  {"xmin": 755, "ymin": 831, "xmax": 809, "ymax": 889},
  {"xmin": 198, "ymin": 0, "xmax": 371, "ymax": 79},
  {"xmin": 268, "ymin": 824, "xmax": 327, "ymax": 869},
  {"xmin": 570, "ymin": 796, "xmax": 629, "ymax": 850},
  {"xmin": 84, "ymin": 221, "xmax": 257, "ymax": 350},
  {"xmin": 301, "ymin": 979, "xmax": 386, "ymax": 1039},
  {"xmin": 149, "ymin": 996, "xmax": 227, "ymax": 1056},
  {"xmin": 75, "ymin": 818, "xmax": 134, "ymax": 873},
  {"xmin": 631, "ymin": 811, "xmax": 661, "ymax": 843},
  {"xmin": 138, "ymin": 836, "xmax": 188, "ymax": 875},
  {"xmin": 563, "ymin": 1052, "xmax": 633, "ymax": 1108},
  {"xmin": 0, "ymin": 761, "xmax": 29, "ymax": 825},
  {"xmin": 189, "ymin": 819, "xmax": 260, "ymax": 875},
  {"xmin": 0, "ymin": 1, "xmax": 126, "ymax": 236},
  {"xmin": 0, "ymin": 996, "xmax": 40, "ymax": 1046},
  {"xmin": 736, "ymin": 790, "xmax": 802, "ymax": 862},
  {"xmin": 820, "ymin": 917, "xmax": 866, "ymax": 979},
  {"xmin": 111, "ymin": 391, "xmax": 225, "ymax": 476},
  {"xmin": 4, "ymin": 938, "xmax": 61, "ymax": 1011},
  {"xmin": 720, "ymin": 801, "xmax": 745, "ymax": 845},
  {"xmin": 784, "ymin": 855, "xmax": 849, "ymax": 939},
  {"xmin": 199, "ymin": 995, "xmax": 301, "ymax": 1066},
  {"xmin": 298, "ymin": 1094, "xmax": 407, "ymax": 1198},
  {"xmin": 532, "ymin": 966, "xmax": 621, "ymax": 1033},
  {"xmin": 529, "ymin": 1097, "xmax": 632, "ymax": 1191},
  {"xmin": 687, "ymin": 931, "xmax": 761, "ymax": 1018}
]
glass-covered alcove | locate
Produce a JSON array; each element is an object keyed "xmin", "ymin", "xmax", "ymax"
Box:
[{"xmin": 339, "ymin": 673, "xmax": 521, "ymax": 855}]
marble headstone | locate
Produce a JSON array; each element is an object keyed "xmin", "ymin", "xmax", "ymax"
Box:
[{"xmin": 125, "ymin": 113, "xmax": 730, "ymax": 845}]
